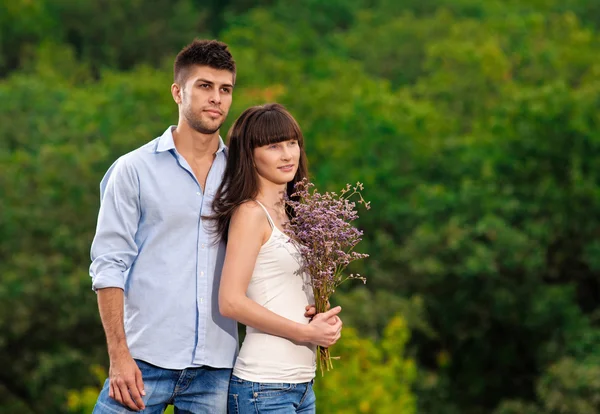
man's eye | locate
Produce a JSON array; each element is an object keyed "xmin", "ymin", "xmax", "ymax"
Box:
[{"xmin": 221, "ymin": 88, "xmax": 231, "ymax": 93}]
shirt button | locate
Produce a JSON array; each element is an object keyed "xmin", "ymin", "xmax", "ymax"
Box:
[
  {"xmin": 196, "ymin": 192, "xmax": 201, "ymax": 196},
  {"xmin": 200, "ymin": 298, "xmax": 204, "ymax": 304},
  {"xmin": 200, "ymin": 271, "xmax": 204, "ymax": 276},
  {"xmin": 201, "ymin": 244, "xmax": 206, "ymax": 249}
]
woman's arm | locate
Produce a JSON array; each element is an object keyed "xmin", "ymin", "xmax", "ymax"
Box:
[{"xmin": 219, "ymin": 201, "xmax": 342, "ymax": 348}]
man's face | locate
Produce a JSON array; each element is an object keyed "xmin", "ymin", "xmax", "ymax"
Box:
[{"xmin": 178, "ymin": 65, "xmax": 234, "ymax": 135}]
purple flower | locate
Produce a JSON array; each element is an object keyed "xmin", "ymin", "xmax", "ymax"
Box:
[{"xmin": 284, "ymin": 179, "xmax": 370, "ymax": 375}]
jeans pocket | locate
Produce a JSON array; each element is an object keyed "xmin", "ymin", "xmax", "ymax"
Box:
[
  {"xmin": 228, "ymin": 393, "xmax": 240, "ymax": 414},
  {"xmin": 134, "ymin": 359, "xmax": 162, "ymax": 382},
  {"xmin": 258, "ymin": 382, "xmax": 296, "ymax": 398}
]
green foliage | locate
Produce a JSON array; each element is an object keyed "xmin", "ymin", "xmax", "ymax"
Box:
[
  {"xmin": 0, "ymin": 46, "xmax": 174, "ymax": 413},
  {"xmin": 315, "ymin": 316, "xmax": 417, "ymax": 413},
  {"xmin": 0, "ymin": 0, "xmax": 57, "ymax": 75},
  {"xmin": 0, "ymin": 0, "xmax": 206, "ymax": 76},
  {"xmin": 496, "ymin": 357, "xmax": 600, "ymax": 414},
  {"xmin": 46, "ymin": 0, "xmax": 204, "ymax": 73},
  {"xmin": 2, "ymin": 0, "xmax": 600, "ymax": 413}
]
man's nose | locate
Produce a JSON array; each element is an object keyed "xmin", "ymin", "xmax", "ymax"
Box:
[{"xmin": 209, "ymin": 89, "xmax": 221, "ymax": 105}]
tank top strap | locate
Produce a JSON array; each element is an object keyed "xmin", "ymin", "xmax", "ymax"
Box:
[{"xmin": 254, "ymin": 200, "xmax": 275, "ymax": 229}]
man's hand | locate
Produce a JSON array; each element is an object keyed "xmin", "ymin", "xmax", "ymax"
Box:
[
  {"xmin": 306, "ymin": 306, "xmax": 343, "ymax": 347},
  {"xmin": 304, "ymin": 300, "xmax": 332, "ymax": 319},
  {"xmin": 108, "ymin": 352, "xmax": 146, "ymax": 411}
]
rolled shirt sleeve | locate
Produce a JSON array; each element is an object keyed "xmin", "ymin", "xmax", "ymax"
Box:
[{"xmin": 90, "ymin": 156, "xmax": 141, "ymax": 291}]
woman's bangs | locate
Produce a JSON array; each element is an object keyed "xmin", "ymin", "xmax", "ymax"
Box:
[{"xmin": 249, "ymin": 110, "xmax": 303, "ymax": 148}]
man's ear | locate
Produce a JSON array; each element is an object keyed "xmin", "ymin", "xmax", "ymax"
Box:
[{"xmin": 171, "ymin": 83, "xmax": 182, "ymax": 104}]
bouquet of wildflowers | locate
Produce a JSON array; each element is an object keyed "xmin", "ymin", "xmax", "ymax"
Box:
[{"xmin": 285, "ymin": 178, "xmax": 370, "ymax": 375}]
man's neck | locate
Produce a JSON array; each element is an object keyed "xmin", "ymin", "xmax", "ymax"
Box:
[{"xmin": 173, "ymin": 122, "xmax": 220, "ymax": 160}]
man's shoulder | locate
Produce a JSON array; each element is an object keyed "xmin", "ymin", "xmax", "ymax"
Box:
[
  {"xmin": 122, "ymin": 137, "xmax": 161, "ymax": 162},
  {"xmin": 102, "ymin": 136, "xmax": 162, "ymax": 180},
  {"xmin": 111, "ymin": 136, "xmax": 165, "ymax": 172}
]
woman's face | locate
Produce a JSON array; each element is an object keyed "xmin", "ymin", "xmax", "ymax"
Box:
[{"xmin": 253, "ymin": 139, "xmax": 301, "ymax": 187}]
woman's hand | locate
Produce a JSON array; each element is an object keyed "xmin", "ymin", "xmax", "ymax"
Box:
[{"xmin": 305, "ymin": 306, "xmax": 343, "ymax": 347}]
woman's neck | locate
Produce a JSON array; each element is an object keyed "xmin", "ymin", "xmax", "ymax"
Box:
[{"xmin": 256, "ymin": 184, "xmax": 287, "ymax": 212}]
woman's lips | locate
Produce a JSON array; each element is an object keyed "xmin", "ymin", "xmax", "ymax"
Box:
[{"xmin": 278, "ymin": 164, "xmax": 295, "ymax": 172}]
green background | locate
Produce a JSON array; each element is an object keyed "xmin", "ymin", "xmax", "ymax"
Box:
[{"xmin": 2, "ymin": 0, "xmax": 600, "ymax": 412}]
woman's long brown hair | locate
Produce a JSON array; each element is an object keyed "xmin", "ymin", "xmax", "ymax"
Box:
[{"xmin": 210, "ymin": 103, "xmax": 309, "ymax": 242}]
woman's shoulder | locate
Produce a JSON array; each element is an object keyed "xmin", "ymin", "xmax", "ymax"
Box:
[
  {"xmin": 229, "ymin": 200, "xmax": 271, "ymax": 244},
  {"xmin": 231, "ymin": 200, "xmax": 268, "ymax": 225},
  {"xmin": 235, "ymin": 199, "xmax": 264, "ymax": 214}
]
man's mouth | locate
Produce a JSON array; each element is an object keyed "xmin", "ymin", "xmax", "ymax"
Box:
[{"xmin": 204, "ymin": 109, "xmax": 222, "ymax": 116}]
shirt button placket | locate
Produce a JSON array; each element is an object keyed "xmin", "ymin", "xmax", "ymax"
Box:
[{"xmin": 196, "ymin": 188, "xmax": 207, "ymax": 362}]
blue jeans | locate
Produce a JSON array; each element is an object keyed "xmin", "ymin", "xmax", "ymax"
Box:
[
  {"xmin": 93, "ymin": 359, "xmax": 231, "ymax": 413},
  {"xmin": 228, "ymin": 375, "xmax": 316, "ymax": 413}
]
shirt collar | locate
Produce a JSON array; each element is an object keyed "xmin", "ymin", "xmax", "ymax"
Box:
[
  {"xmin": 155, "ymin": 126, "xmax": 176, "ymax": 153},
  {"xmin": 155, "ymin": 126, "xmax": 228, "ymax": 155},
  {"xmin": 216, "ymin": 136, "xmax": 227, "ymax": 155}
]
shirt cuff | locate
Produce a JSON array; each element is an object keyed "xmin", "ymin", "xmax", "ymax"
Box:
[{"xmin": 91, "ymin": 270, "xmax": 125, "ymax": 291}]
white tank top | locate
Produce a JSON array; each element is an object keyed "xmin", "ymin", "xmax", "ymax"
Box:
[{"xmin": 232, "ymin": 200, "xmax": 316, "ymax": 383}]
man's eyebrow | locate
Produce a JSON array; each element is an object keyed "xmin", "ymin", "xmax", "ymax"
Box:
[{"xmin": 195, "ymin": 78, "xmax": 234, "ymax": 88}]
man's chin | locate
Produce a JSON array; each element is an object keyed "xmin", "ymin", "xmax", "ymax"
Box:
[
  {"xmin": 196, "ymin": 127, "xmax": 220, "ymax": 135},
  {"xmin": 190, "ymin": 122, "xmax": 222, "ymax": 135}
]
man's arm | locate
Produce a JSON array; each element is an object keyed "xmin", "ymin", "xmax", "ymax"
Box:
[
  {"xmin": 98, "ymin": 288, "xmax": 145, "ymax": 411},
  {"xmin": 90, "ymin": 157, "xmax": 140, "ymax": 291},
  {"xmin": 98, "ymin": 288, "xmax": 128, "ymax": 357},
  {"xmin": 90, "ymin": 157, "xmax": 145, "ymax": 411}
]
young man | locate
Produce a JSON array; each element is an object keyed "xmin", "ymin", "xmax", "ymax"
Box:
[{"xmin": 90, "ymin": 39, "xmax": 238, "ymax": 413}]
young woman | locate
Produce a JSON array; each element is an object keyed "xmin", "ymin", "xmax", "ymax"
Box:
[{"xmin": 211, "ymin": 103, "xmax": 343, "ymax": 413}]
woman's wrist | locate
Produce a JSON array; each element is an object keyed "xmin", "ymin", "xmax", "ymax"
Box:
[{"xmin": 295, "ymin": 323, "xmax": 312, "ymax": 343}]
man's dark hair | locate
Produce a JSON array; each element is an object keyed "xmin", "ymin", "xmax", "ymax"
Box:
[{"xmin": 174, "ymin": 39, "xmax": 236, "ymax": 85}]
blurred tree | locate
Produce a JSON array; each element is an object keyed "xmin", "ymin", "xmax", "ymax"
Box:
[
  {"xmin": 314, "ymin": 316, "xmax": 417, "ymax": 413},
  {"xmin": 2, "ymin": 1, "xmax": 600, "ymax": 413},
  {"xmin": 0, "ymin": 0, "xmax": 57, "ymax": 76},
  {"xmin": 0, "ymin": 0, "xmax": 206, "ymax": 77},
  {"xmin": 49, "ymin": 0, "xmax": 205, "ymax": 75},
  {"xmin": 0, "ymin": 45, "xmax": 175, "ymax": 412},
  {"xmin": 495, "ymin": 357, "xmax": 600, "ymax": 414}
]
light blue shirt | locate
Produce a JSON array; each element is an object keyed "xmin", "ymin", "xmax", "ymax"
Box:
[{"xmin": 90, "ymin": 126, "xmax": 238, "ymax": 370}]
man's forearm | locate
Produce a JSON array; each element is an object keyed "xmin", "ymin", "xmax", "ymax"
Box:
[{"xmin": 97, "ymin": 287, "xmax": 129, "ymax": 358}]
